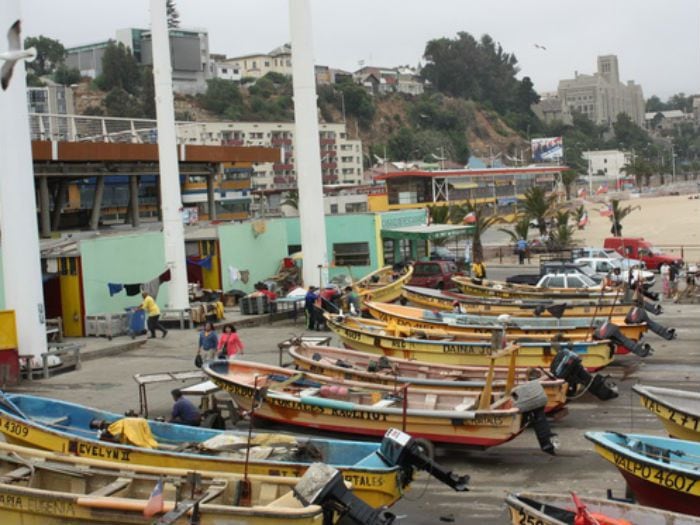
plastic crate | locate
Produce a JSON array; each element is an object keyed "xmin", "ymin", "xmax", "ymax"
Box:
[
  {"xmin": 84, "ymin": 313, "xmax": 128, "ymax": 339},
  {"xmin": 240, "ymin": 295, "xmax": 269, "ymax": 315}
]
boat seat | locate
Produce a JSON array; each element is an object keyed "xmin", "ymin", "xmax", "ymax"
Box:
[
  {"xmin": 0, "ymin": 466, "xmax": 32, "ymax": 483},
  {"xmin": 372, "ymin": 398, "xmax": 397, "ymax": 408},
  {"xmin": 258, "ymin": 482, "xmax": 282, "ymax": 505},
  {"xmin": 299, "ymin": 388, "xmax": 320, "ymax": 397},
  {"xmin": 88, "ymin": 477, "xmax": 131, "ymax": 497},
  {"xmin": 454, "ymin": 398, "xmax": 477, "ymax": 411},
  {"xmin": 265, "ymin": 490, "xmax": 302, "ymax": 509},
  {"xmin": 34, "ymin": 415, "xmax": 70, "ymax": 427},
  {"xmin": 424, "ymin": 394, "xmax": 438, "ymax": 410}
]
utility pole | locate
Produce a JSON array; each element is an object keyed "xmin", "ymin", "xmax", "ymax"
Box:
[{"xmin": 671, "ymin": 144, "xmax": 676, "ymax": 184}]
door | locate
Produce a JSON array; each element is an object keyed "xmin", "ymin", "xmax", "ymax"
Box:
[
  {"xmin": 199, "ymin": 240, "xmax": 222, "ymax": 290},
  {"xmin": 57, "ymin": 257, "xmax": 84, "ymax": 337}
]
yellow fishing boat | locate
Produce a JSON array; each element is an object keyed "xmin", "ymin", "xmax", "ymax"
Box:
[
  {"xmin": 402, "ymin": 285, "xmax": 633, "ymax": 317},
  {"xmin": 288, "ymin": 343, "xmax": 568, "ymax": 413},
  {"xmin": 366, "ymin": 301, "xmax": 647, "ymax": 342},
  {"xmin": 354, "ymin": 265, "xmax": 414, "ymax": 306},
  {"xmin": 326, "ymin": 314, "xmax": 615, "ymax": 370},
  {"xmin": 0, "ymin": 442, "xmax": 332, "ymax": 524},
  {"xmin": 633, "ymin": 385, "xmax": 700, "ymax": 442},
  {"xmin": 452, "ymin": 275, "xmax": 619, "ymax": 300}
]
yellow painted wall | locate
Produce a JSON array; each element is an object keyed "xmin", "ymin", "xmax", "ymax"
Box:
[
  {"xmin": 58, "ymin": 257, "xmax": 84, "ymax": 337},
  {"xmin": 200, "ymin": 240, "xmax": 222, "ymax": 290},
  {"xmin": 368, "ymin": 193, "xmax": 389, "ymax": 212},
  {"xmin": 0, "ymin": 311, "xmax": 17, "ymax": 350}
]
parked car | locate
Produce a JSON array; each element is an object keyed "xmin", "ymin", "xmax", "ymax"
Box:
[
  {"xmin": 409, "ymin": 260, "xmax": 460, "ymax": 290},
  {"xmin": 572, "ymin": 246, "xmax": 646, "ymax": 270},
  {"xmin": 603, "ymin": 237, "xmax": 683, "ymax": 271},
  {"xmin": 429, "ymin": 246, "xmax": 458, "ymax": 262},
  {"xmin": 536, "ymin": 271, "xmax": 600, "ymax": 289},
  {"xmin": 574, "ymin": 257, "xmax": 656, "ymax": 287},
  {"xmin": 506, "ymin": 261, "xmax": 603, "ymax": 286}
]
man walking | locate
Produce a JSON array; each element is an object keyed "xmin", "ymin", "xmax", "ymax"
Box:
[
  {"xmin": 516, "ymin": 238, "xmax": 528, "ymax": 265},
  {"xmin": 137, "ymin": 290, "xmax": 168, "ymax": 339},
  {"xmin": 304, "ymin": 286, "xmax": 319, "ymax": 330}
]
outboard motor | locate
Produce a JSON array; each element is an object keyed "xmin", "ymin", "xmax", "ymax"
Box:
[
  {"xmin": 625, "ymin": 307, "xmax": 676, "ymax": 341},
  {"xmin": 378, "ymin": 428, "xmax": 469, "ymax": 492},
  {"xmin": 593, "ymin": 321, "xmax": 653, "ymax": 357},
  {"xmin": 511, "ymin": 381, "xmax": 557, "ymax": 455},
  {"xmin": 550, "ymin": 348, "xmax": 618, "ymax": 401},
  {"xmin": 639, "ymin": 300, "xmax": 663, "ymax": 316},
  {"xmin": 294, "ymin": 463, "xmax": 395, "ymax": 525}
]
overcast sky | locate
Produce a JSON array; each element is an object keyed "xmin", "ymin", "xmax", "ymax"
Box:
[{"xmin": 22, "ymin": 0, "xmax": 699, "ymax": 99}]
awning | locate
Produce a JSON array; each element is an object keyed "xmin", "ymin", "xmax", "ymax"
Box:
[
  {"xmin": 381, "ymin": 223, "xmax": 475, "ymax": 241},
  {"xmin": 449, "ymin": 181, "xmax": 478, "ymax": 190}
]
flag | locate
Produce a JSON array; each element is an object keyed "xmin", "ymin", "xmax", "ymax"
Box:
[
  {"xmin": 595, "ymin": 184, "xmax": 608, "ymax": 195},
  {"xmin": 599, "ymin": 204, "xmax": 613, "ymax": 218},
  {"xmin": 577, "ymin": 212, "xmax": 588, "ymax": 228},
  {"xmin": 463, "ymin": 212, "xmax": 477, "ymax": 224},
  {"xmin": 143, "ymin": 478, "xmax": 164, "ymax": 517},
  {"xmin": 577, "ymin": 188, "xmax": 587, "ymax": 199}
]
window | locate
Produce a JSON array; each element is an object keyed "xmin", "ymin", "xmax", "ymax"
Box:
[
  {"xmin": 595, "ymin": 261, "xmax": 610, "ymax": 273},
  {"xmin": 546, "ymin": 276, "xmax": 565, "ymax": 288},
  {"xmin": 345, "ymin": 202, "xmax": 367, "ymax": 213},
  {"xmin": 330, "ymin": 204, "xmax": 338, "ymax": 214},
  {"xmin": 567, "ymin": 276, "xmax": 587, "ymax": 288},
  {"xmin": 333, "ymin": 242, "xmax": 370, "ymax": 266}
]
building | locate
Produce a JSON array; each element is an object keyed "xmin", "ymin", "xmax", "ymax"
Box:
[
  {"xmin": 66, "ymin": 27, "xmax": 211, "ymax": 94},
  {"xmin": 222, "ymin": 43, "xmax": 292, "ymax": 80},
  {"xmin": 354, "ymin": 66, "xmax": 424, "ymax": 96},
  {"xmin": 645, "ymin": 110, "xmax": 692, "ymax": 132},
  {"xmin": 27, "ymin": 85, "xmax": 76, "ymax": 143},
  {"xmin": 535, "ymin": 55, "xmax": 645, "ymax": 127},
  {"xmin": 175, "ymin": 121, "xmax": 364, "ymax": 189},
  {"xmin": 582, "ymin": 150, "xmax": 630, "ymax": 179}
]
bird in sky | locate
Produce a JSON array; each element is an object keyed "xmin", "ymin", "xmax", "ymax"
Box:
[
  {"xmin": 534, "ymin": 43, "xmax": 547, "ymax": 51},
  {"xmin": 1, "ymin": 20, "xmax": 37, "ymax": 91}
]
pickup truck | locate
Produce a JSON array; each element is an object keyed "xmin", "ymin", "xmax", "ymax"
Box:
[
  {"xmin": 506, "ymin": 261, "xmax": 603, "ymax": 286},
  {"xmin": 603, "ymin": 237, "xmax": 683, "ymax": 271},
  {"xmin": 574, "ymin": 257, "xmax": 656, "ymax": 287},
  {"xmin": 572, "ymin": 247, "xmax": 646, "ymax": 270}
]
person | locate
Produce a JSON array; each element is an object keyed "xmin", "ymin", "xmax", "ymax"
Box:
[
  {"xmin": 516, "ymin": 238, "xmax": 528, "ymax": 265},
  {"xmin": 318, "ymin": 284, "xmax": 340, "ymax": 330},
  {"xmin": 344, "ymin": 286, "xmax": 361, "ymax": 315},
  {"xmin": 197, "ymin": 322, "xmax": 218, "ymax": 361},
  {"xmin": 471, "ymin": 260, "xmax": 486, "ymax": 283},
  {"xmin": 304, "ymin": 286, "xmax": 319, "ymax": 330},
  {"xmin": 169, "ymin": 389, "xmax": 201, "ymax": 426},
  {"xmin": 605, "ymin": 267, "xmax": 624, "ymax": 288},
  {"xmin": 660, "ymin": 262, "xmax": 671, "ymax": 299},
  {"xmin": 137, "ymin": 290, "xmax": 167, "ymax": 339},
  {"xmin": 452, "ymin": 300, "xmax": 463, "ymax": 313},
  {"xmin": 669, "ymin": 262, "xmax": 681, "ymax": 300},
  {"xmin": 218, "ymin": 324, "xmax": 244, "ymax": 358}
]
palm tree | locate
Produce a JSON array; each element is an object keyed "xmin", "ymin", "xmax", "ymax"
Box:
[
  {"xmin": 609, "ymin": 199, "xmax": 640, "ymax": 237},
  {"xmin": 428, "ymin": 204, "xmax": 450, "ymax": 224},
  {"xmin": 520, "ymin": 186, "xmax": 558, "ymax": 235},
  {"xmin": 462, "ymin": 200, "xmax": 504, "ymax": 264},
  {"xmin": 621, "ymin": 158, "xmax": 653, "ymax": 188},
  {"xmin": 498, "ymin": 214, "xmax": 530, "ymax": 244},
  {"xmin": 560, "ymin": 170, "xmax": 578, "ymax": 201},
  {"xmin": 548, "ymin": 210, "xmax": 577, "ymax": 251},
  {"xmin": 280, "ymin": 190, "xmax": 299, "ymax": 210}
]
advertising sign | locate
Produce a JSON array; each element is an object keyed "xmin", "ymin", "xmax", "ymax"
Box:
[{"xmin": 531, "ymin": 137, "xmax": 563, "ymax": 162}]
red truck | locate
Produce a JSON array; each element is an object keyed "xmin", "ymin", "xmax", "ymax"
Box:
[{"xmin": 603, "ymin": 237, "xmax": 683, "ymax": 271}]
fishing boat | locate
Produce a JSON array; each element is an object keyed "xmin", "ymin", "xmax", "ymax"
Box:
[
  {"xmin": 365, "ymin": 301, "xmax": 648, "ymax": 343},
  {"xmin": 0, "ymin": 392, "xmax": 456, "ymax": 508},
  {"xmin": 354, "ymin": 265, "xmax": 414, "ymax": 306},
  {"xmin": 402, "ymin": 285, "xmax": 635, "ymax": 317},
  {"xmin": 506, "ymin": 492, "xmax": 700, "ymax": 525},
  {"xmin": 204, "ymin": 359, "xmax": 557, "ymax": 453},
  {"xmin": 0, "ymin": 441, "xmax": 336, "ymax": 524},
  {"xmin": 633, "ymin": 385, "xmax": 700, "ymax": 442},
  {"xmin": 326, "ymin": 314, "xmax": 615, "ymax": 370},
  {"xmin": 288, "ymin": 343, "xmax": 568, "ymax": 413},
  {"xmin": 586, "ymin": 431, "xmax": 700, "ymax": 517},
  {"xmin": 452, "ymin": 275, "xmax": 620, "ymax": 300}
]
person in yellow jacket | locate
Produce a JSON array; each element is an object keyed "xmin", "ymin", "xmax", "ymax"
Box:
[{"xmin": 137, "ymin": 290, "xmax": 168, "ymax": 339}]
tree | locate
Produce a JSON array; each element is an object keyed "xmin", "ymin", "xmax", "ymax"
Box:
[
  {"xmin": 166, "ymin": 0, "xmax": 180, "ymax": 28},
  {"xmin": 200, "ymin": 78, "xmax": 243, "ymax": 115},
  {"xmin": 621, "ymin": 157, "xmax": 653, "ymax": 187},
  {"xmin": 337, "ymin": 83, "xmax": 375, "ymax": 127},
  {"xmin": 427, "ymin": 204, "xmax": 450, "ymax": 224},
  {"xmin": 103, "ymin": 87, "xmax": 141, "ymax": 118},
  {"xmin": 612, "ymin": 113, "xmax": 650, "ymax": 152},
  {"xmin": 548, "ymin": 211, "xmax": 576, "ymax": 251},
  {"xmin": 98, "ymin": 42, "xmax": 141, "ymax": 95},
  {"xmin": 24, "ymin": 35, "xmax": 65, "ymax": 76},
  {"xmin": 280, "ymin": 190, "xmax": 299, "ymax": 211},
  {"xmin": 560, "ymin": 170, "xmax": 578, "ymax": 201},
  {"xmin": 498, "ymin": 214, "xmax": 530, "ymax": 244},
  {"xmin": 461, "ymin": 200, "xmax": 504, "ymax": 263},
  {"xmin": 387, "ymin": 127, "xmax": 418, "ymax": 161},
  {"xmin": 609, "ymin": 199, "xmax": 640, "ymax": 237},
  {"xmin": 520, "ymin": 186, "xmax": 558, "ymax": 235},
  {"xmin": 140, "ymin": 67, "xmax": 156, "ymax": 118},
  {"xmin": 54, "ymin": 64, "xmax": 81, "ymax": 85}
]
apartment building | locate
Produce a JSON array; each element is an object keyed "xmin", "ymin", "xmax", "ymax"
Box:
[
  {"xmin": 27, "ymin": 85, "xmax": 75, "ymax": 141},
  {"xmin": 222, "ymin": 44, "xmax": 292, "ymax": 80},
  {"xmin": 175, "ymin": 121, "xmax": 364, "ymax": 189}
]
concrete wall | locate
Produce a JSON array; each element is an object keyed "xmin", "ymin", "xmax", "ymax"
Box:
[
  {"xmin": 80, "ymin": 232, "xmax": 168, "ymax": 315},
  {"xmin": 218, "ymin": 220, "xmax": 288, "ymax": 293},
  {"xmin": 0, "ymin": 250, "xmax": 4, "ymax": 309}
]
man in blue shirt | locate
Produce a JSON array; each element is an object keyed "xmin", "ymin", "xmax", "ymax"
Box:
[
  {"xmin": 516, "ymin": 238, "xmax": 528, "ymax": 265},
  {"xmin": 169, "ymin": 389, "xmax": 201, "ymax": 426},
  {"xmin": 304, "ymin": 286, "xmax": 319, "ymax": 330}
]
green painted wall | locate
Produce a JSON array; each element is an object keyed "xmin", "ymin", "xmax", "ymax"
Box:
[
  {"xmin": 80, "ymin": 232, "xmax": 169, "ymax": 315},
  {"xmin": 218, "ymin": 220, "xmax": 288, "ymax": 293},
  {"xmin": 283, "ymin": 214, "xmax": 381, "ymax": 282}
]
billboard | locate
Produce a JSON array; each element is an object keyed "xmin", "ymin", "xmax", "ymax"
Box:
[{"xmin": 531, "ymin": 137, "xmax": 563, "ymax": 162}]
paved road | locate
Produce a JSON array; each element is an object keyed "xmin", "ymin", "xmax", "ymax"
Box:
[{"xmin": 11, "ymin": 274, "xmax": 698, "ymax": 524}]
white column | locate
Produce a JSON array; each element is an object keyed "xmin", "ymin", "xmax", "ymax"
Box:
[
  {"xmin": 289, "ymin": 0, "xmax": 328, "ymax": 287},
  {"xmin": 149, "ymin": 0, "xmax": 189, "ymax": 309},
  {"xmin": 0, "ymin": 1, "xmax": 48, "ymax": 363}
]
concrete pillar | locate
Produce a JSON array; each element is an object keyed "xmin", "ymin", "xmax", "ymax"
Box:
[
  {"xmin": 150, "ymin": 0, "xmax": 189, "ymax": 310},
  {"xmin": 207, "ymin": 173, "xmax": 217, "ymax": 220},
  {"xmin": 38, "ymin": 176, "xmax": 51, "ymax": 238},
  {"xmin": 129, "ymin": 175, "xmax": 140, "ymax": 227},
  {"xmin": 51, "ymin": 181, "xmax": 66, "ymax": 230},
  {"xmin": 89, "ymin": 177, "xmax": 105, "ymax": 230},
  {"xmin": 0, "ymin": 0, "xmax": 49, "ymax": 364},
  {"xmin": 289, "ymin": 0, "xmax": 329, "ymax": 287}
]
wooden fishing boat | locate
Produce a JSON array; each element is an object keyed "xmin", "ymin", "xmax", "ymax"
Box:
[
  {"xmin": 453, "ymin": 275, "xmax": 620, "ymax": 300},
  {"xmin": 354, "ymin": 265, "xmax": 414, "ymax": 306},
  {"xmin": 326, "ymin": 314, "xmax": 615, "ymax": 370},
  {"xmin": 402, "ymin": 285, "xmax": 633, "ymax": 317},
  {"xmin": 633, "ymin": 385, "xmax": 700, "ymax": 442},
  {"xmin": 0, "ymin": 441, "xmax": 331, "ymax": 524},
  {"xmin": 0, "ymin": 393, "xmax": 425, "ymax": 508},
  {"xmin": 204, "ymin": 359, "xmax": 556, "ymax": 452},
  {"xmin": 288, "ymin": 343, "xmax": 568, "ymax": 413},
  {"xmin": 366, "ymin": 300, "xmax": 647, "ymax": 342},
  {"xmin": 586, "ymin": 431, "xmax": 700, "ymax": 517},
  {"xmin": 506, "ymin": 492, "xmax": 700, "ymax": 525}
]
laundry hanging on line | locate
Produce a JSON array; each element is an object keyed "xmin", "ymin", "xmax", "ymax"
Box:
[
  {"xmin": 187, "ymin": 256, "xmax": 213, "ymax": 271},
  {"xmin": 108, "ymin": 268, "xmax": 171, "ymax": 299},
  {"xmin": 108, "ymin": 283, "xmax": 124, "ymax": 297},
  {"xmin": 123, "ymin": 283, "xmax": 142, "ymax": 296}
]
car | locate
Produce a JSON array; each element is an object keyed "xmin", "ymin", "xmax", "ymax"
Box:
[
  {"xmin": 573, "ymin": 247, "xmax": 646, "ymax": 270},
  {"xmin": 429, "ymin": 247, "xmax": 457, "ymax": 262},
  {"xmin": 506, "ymin": 261, "xmax": 603, "ymax": 286},
  {"xmin": 574, "ymin": 257, "xmax": 656, "ymax": 287},
  {"xmin": 535, "ymin": 271, "xmax": 600, "ymax": 289},
  {"xmin": 408, "ymin": 260, "xmax": 460, "ymax": 290},
  {"xmin": 603, "ymin": 237, "xmax": 683, "ymax": 271}
]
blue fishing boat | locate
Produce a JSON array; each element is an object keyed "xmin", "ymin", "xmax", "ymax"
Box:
[
  {"xmin": 586, "ymin": 431, "xmax": 700, "ymax": 517},
  {"xmin": 0, "ymin": 392, "xmax": 467, "ymax": 508}
]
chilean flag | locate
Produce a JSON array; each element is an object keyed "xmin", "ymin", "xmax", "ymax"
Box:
[
  {"xmin": 595, "ymin": 184, "xmax": 608, "ymax": 195},
  {"xmin": 143, "ymin": 478, "xmax": 164, "ymax": 517},
  {"xmin": 577, "ymin": 211, "xmax": 588, "ymax": 228},
  {"xmin": 599, "ymin": 204, "xmax": 613, "ymax": 217},
  {"xmin": 463, "ymin": 212, "xmax": 477, "ymax": 224}
]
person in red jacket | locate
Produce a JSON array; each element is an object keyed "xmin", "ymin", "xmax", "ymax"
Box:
[{"xmin": 217, "ymin": 324, "xmax": 244, "ymax": 358}]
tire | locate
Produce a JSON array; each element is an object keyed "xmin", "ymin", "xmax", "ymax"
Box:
[
  {"xmin": 413, "ymin": 438, "xmax": 435, "ymax": 460},
  {"xmin": 436, "ymin": 281, "xmax": 445, "ymax": 290}
]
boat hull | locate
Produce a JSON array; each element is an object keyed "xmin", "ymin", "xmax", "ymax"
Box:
[
  {"xmin": 634, "ymin": 385, "xmax": 700, "ymax": 442},
  {"xmin": 453, "ymin": 276, "xmax": 618, "ymax": 300},
  {"xmin": 356, "ymin": 266, "xmax": 414, "ymax": 306}
]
